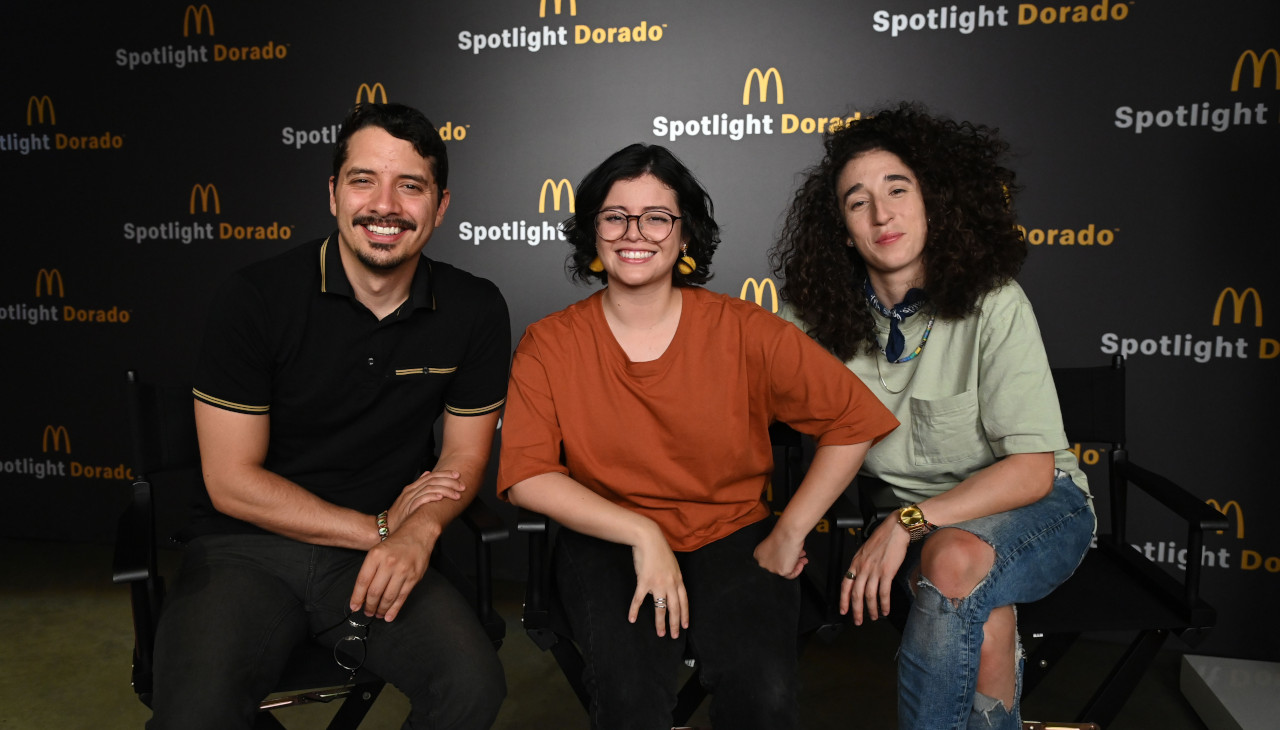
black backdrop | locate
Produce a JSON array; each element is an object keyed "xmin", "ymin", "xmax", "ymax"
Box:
[{"xmin": 2, "ymin": 0, "xmax": 1276, "ymax": 660}]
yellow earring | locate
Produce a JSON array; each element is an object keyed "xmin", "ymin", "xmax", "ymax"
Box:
[
  {"xmin": 677, "ymin": 245, "xmax": 696, "ymax": 276},
  {"xmin": 588, "ymin": 256, "xmax": 605, "ymax": 273}
]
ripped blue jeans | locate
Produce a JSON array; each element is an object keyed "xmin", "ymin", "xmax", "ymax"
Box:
[{"xmin": 896, "ymin": 474, "xmax": 1093, "ymax": 730}]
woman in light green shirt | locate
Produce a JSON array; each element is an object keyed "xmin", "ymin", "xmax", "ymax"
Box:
[{"xmin": 772, "ymin": 102, "xmax": 1094, "ymax": 730}]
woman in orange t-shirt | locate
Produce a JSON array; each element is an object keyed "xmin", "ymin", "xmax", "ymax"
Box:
[{"xmin": 497, "ymin": 143, "xmax": 896, "ymax": 730}]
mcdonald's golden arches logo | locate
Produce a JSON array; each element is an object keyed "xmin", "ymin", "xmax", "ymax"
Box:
[
  {"xmin": 740, "ymin": 277, "xmax": 779, "ymax": 314},
  {"xmin": 355, "ymin": 82, "xmax": 388, "ymax": 105},
  {"xmin": 540, "ymin": 0, "xmax": 577, "ymax": 17},
  {"xmin": 743, "ymin": 68, "xmax": 784, "ymax": 105},
  {"xmin": 183, "ymin": 4, "xmax": 214, "ymax": 36},
  {"xmin": 539, "ymin": 179, "xmax": 575, "ymax": 213},
  {"xmin": 26, "ymin": 95, "xmax": 55, "ymax": 125},
  {"xmin": 35, "ymin": 269, "xmax": 65, "ymax": 298},
  {"xmin": 1231, "ymin": 49, "xmax": 1279, "ymax": 92},
  {"xmin": 1205, "ymin": 499, "xmax": 1245, "ymax": 539},
  {"xmin": 190, "ymin": 184, "xmax": 221, "ymax": 215},
  {"xmin": 42, "ymin": 425, "xmax": 71, "ymax": 454},
  {"xmin": 1212, "ymin": 287, "xmax": 1262, "ymax": 326}
]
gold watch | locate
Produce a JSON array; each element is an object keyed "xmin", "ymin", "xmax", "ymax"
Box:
[{"xmin": 898, "ymin": 504, "xmax": 930, "ymax": 543}]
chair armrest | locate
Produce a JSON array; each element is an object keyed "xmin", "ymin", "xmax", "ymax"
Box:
[
  {"xmin": 455, "ymin": 499, "xmax": 508, "ymax": 645},
  {"xmin": 517, "ymin": 507, "xmax": 550, "ymax": 535},
  {"xmin": 517, "ymin": 508, "xmax": 550, "ymax": 613},
  {"xmin": 1113, "ymin": 458, "xmax": 1228, "ymax": 607},
  {"xmin": 112, "ymin": 477, "xmax": 163, "ymax": 694},
  {"xmin": 460, "ymin": 498, "xmax": 510, "ymax": 544},
  {"xmin": 852, "ymin": 475, "xmax": 900, "ymax": 531},
  {"xmin": 1115, "ymin": 460, "xmax": 1227, "ymax": 532},
  {"xmin": 828, "ymin": 492, "xmax": 864, "ymax": 533},
  {"xmin": 517, "ymin": 508, "xmax": 557, "ymax": 648},
  {"xmin": 112, "ymin": 479, "xmax": 155, "ymax": 584}
]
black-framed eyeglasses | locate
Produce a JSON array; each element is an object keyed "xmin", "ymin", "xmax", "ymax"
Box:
[
  {"xmin": 313, "ymin": 610, "xmax": 375, "ymax": 682},
  {"xmin": 594, "ymin": 210, "xmax": 682, "ymax": 242}
]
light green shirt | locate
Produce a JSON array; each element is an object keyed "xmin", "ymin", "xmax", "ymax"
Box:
[{"xmin": 784, "ymin": 281, "xmax": 1090, "ymax": 507}]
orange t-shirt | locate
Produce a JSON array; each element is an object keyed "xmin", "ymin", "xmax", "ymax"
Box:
[{"xmin": 497, "ymin": 287, "xmax": 897, "ymax": 551}]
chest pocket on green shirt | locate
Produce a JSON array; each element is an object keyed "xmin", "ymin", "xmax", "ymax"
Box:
[{"xmin": 909, "ymin": 390, "xmax": 991, "ymax": 466}]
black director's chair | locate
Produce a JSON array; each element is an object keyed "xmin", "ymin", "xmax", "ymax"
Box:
[{"xmin": 112, "ymin": 370, "xmax": 508, "ymax": 729}]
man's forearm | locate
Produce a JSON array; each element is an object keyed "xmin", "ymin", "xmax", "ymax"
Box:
[
  {"xmin": 206, "ymin": 464, "xmax": 382, "ymax": 550},
  {"xmin": 387, "ymin": 410, "xmax": 500, "ymax": 541},
  {"xmin": 391, "ymin": 471, "xmax": 476, "ymax": 541},
  {"xmin": 197, "ymin": 401, "xmax": 383, "ymax": 549}
]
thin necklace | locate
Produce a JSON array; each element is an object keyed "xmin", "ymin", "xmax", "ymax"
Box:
[{"xmin": 875, "ymin": 312, "xmax": 935, "ymax": 394}]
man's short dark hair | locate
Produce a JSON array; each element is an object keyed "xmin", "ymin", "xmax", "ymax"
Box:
[{"xmin": 332, "ymin": 103, "xmax": 448, "ymax": 200}]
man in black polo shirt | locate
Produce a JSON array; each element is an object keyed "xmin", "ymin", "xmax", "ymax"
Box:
[{"xmin": 148, "ymin": 104, "xmax": 509, "ymax": 730}]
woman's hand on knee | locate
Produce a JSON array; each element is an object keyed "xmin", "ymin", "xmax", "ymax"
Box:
[
  {"xmin": 628, "ymin": 530, "xmax": 689, "ymax": 638},
  {"xmin": 840, "ymin": 518, "xmax": 908, "ymax": 626}
]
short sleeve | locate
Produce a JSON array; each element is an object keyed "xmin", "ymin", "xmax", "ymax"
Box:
[
  {"xmin": 763, "ymin": 313, "xmax": 898, "ymax": 448},
  {"xmin": 192, "ymin": 274, "xmax": 272, "ymax": 415},
  {"xmin": 976, "ymin": 288, "xmax": 1068, "ymax": 457},
  {"xmin": 443, "ymin": 283, "xmax": 512, "ymax": 417},
  {"xmin": 496, "ymin": 331, "xmax": 569, "ymax": 498}
]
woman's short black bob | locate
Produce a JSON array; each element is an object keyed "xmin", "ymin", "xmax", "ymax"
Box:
[{"xmin": 563, "ymin": 143, "xmax": 719, "ymax": 286}]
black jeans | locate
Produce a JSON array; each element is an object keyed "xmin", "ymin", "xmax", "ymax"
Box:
[
  {"xmin": 148, "ymin": 533, "xmax": 505, "ymax": 730},
  {"xmin": 555, "ymin": 517, "xmax": 801, "ymax": 730}
]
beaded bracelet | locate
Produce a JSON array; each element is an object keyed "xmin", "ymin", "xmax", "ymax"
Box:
[{"xmin": 376, "ymin": 510, "xmax": 389, "ymax": 541}]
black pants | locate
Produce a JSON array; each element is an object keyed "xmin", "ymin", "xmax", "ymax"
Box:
[
  {"xmin": 148, "ymin": 533, "xmax": 505, "ymax": 730},
  {"xmin": 555, "ymin": 518, "xmax": 801, "ymax": 730}
]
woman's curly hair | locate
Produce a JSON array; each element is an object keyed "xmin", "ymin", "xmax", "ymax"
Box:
[
  {"xmin": 564, "ymin": 143, "xmax": 719, "ymax": 287},
  {"xmin": 771, "ymin": 102, "xmax": 1026, "ymax": 361}
]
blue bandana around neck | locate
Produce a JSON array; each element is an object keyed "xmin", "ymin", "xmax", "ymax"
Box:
[{"xmin": 863, "ymin": 279, "xmax": 928, "ymax": 362}]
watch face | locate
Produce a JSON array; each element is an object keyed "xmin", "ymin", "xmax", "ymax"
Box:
[{"xmin": 900, "ymin": 505, "xmax": 924, "ymax": 527}]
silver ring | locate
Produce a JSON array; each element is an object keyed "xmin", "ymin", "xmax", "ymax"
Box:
[
  {"xmin": 653, "ymin": 597, "xmax": 668, "ymax": 609},
  {"xmin": 844, "ymin": 570, "xmax": 856, "ymax": 581}
]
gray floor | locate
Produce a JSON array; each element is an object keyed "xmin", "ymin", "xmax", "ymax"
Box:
[{"xmin": 2, "ymin": 537, "xmax": 1209, "ymax": 729}]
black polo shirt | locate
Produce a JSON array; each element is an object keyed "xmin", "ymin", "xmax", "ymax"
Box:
[{"xmin": 190, "ymin": 235, "xmax": 511, "ymax": 536}]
